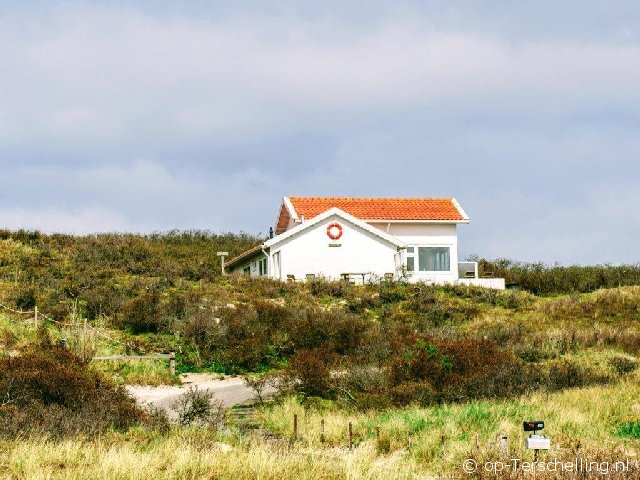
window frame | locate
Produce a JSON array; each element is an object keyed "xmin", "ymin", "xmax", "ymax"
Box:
[{"xmin": 404, "ymin": 245, "xmax": 452, "ymax": 273}]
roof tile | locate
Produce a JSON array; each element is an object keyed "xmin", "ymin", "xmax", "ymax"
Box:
[{"xmin": 287, "ymin": 197, "xmax": 465, "ymax": 221}]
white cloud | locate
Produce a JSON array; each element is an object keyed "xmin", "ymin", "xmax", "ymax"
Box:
[
  {"xmin": 0, "ymin": 207, "xmax": 133, "ymax": 234},
  {"xmin": 1, "ymin": 7, "xmax": 639, "ymax": 148}
]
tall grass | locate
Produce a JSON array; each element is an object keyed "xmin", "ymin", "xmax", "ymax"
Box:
[
  {"xmin": 2, "ymin": 380, "xmax": 639, "ymax": 478},
  {"xmin": 1, "ymin": 429, "xmax": 421, "ymax": 480},
  {"xmin": 259, "ymin": 376, "xmax": 640, "ymax": 473}
]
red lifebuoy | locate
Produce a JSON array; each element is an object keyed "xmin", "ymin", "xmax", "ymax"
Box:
[{"xmin": 326, "ymin": 222, "xmax": 343, "ymax": 240}]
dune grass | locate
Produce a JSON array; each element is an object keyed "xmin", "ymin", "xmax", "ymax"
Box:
[
  {"xmin": 89, "ymin": 359, "xmax": 179, "ymax": 386},
  {"xmin": 258, "ymin": 377, "xmax": 640, "ymax": 473},
  {"xmin": 1, "ymin": 429, "xmax": 421, "ymax": 480},
  {"xmin": 3, "ymin": 380, "xmax": 639, "ymax": 479}
]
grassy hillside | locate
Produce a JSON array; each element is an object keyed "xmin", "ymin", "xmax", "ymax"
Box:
[{"xmin": 1, "ymin": 230, "xmax": 639, "ymax": 478}]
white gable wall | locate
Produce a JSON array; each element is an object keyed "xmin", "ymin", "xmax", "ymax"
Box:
[{"xmin": 270, "ymin": 214, "xmax": 399, "ymax": 281}]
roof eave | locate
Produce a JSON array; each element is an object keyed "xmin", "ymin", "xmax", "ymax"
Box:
[
  {"xmin": 265, "ymin": 207, "xmax": 405, "ymax": 249},
  {"xmin": 225, "ymin": 244, "xmax": 267, "ymax": 269},
  {"xmin": 363, "ymin": 219, "xmax": 469, "ymax": 224},
  {"xmin": 451, "ymin": 197, "xmax": 470, "ymax": 222}
]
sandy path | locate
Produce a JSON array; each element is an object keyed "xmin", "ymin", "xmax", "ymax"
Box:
[{"xmin": 126, "ymin": 374, "xmax": 274, "ymax": 418}]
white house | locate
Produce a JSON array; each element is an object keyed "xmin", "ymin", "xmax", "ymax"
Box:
[{"xmin": 227, "ymin": 197, "xmax": 505, "ymax": 289}]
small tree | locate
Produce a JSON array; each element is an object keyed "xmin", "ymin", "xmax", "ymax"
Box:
[
  {"xmin": 171, "ymin": 386, "xmax": 224, "ymax": 426},
  {"xmin": 242, "ymin": 374, "xmax": 276, "ymax": 405}
]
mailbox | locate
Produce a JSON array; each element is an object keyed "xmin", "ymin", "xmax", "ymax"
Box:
[
  {"xmin": 526, "ymin": 435, "xmax": 550, "ymax": 450},
  {"xmin": 523, "ymin": 421, "xmax": 544, "ymax": 432}
]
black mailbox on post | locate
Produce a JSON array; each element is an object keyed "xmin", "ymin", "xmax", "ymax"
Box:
[{"xmin": 523, "ymin": 421, "xmax": 544, "ymax": 432}]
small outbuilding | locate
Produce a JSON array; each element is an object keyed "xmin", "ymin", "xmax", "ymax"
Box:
[{"xmin": 227, "ymin": 196, "xmax": 504, "ymax": 289}]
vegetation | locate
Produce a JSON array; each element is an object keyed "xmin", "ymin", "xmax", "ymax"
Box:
[
  {"xmin": 0, "ymin": 332, "xmax": 146, "ymax": 438},
  {"xmin": 0, "ymin": 230, "xmax": 639, "ymax": 477},
  {"xmin": 476, "ymin": 257, "xmax": 640, "ymax": 295}
]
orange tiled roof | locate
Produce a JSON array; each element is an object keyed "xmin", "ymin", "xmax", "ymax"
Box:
[{"xmin": 287, "ymin": 197, "xmax": 465, "ymax": 221}]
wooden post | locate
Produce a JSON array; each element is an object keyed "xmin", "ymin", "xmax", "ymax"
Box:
[
  {"xmin": 475, "ymin": 433, "xmax": 480, "ymax": 450},
  {"xmin": 376, "ymin": 426, "xmax": 380, "ymax": 443},
  {"xmin": 82, "ymin": 318, "xmax": 87, "ymax": 362},
  {"xmin": 34, "ymin": 306, "xmax": 38, "ymax": 328},
  {"xmin": 217, "ymin": 252, "xmax": 229, "ymax": 276},
  {"xmin": 348, "ymin": 422, "xmax": 353, "ymax": 450},
  {"xmin": 320, "ymin": 418, "xmax": 325, "ymax": 443},
  {"xmin": 169, "ymin": 352, "xmax": 176, "ymax": 375},
  {"xmin": 441, "ymin": 434, "xmax": 446, "ymax": 457},
  {"xmin": 407, "ymin": 431, "xmax": 412, "ymax": 450},
  {"xmin": 499, "ymin": 434, "xmax": 509, "ymax": 456},
  {"xmin": 293, "ymin": 414, "xmax": 298, "ymax": 440}
]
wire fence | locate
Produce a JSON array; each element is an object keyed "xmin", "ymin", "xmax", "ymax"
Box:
[
  {"xmin": 0, "ymin": 301, "xmax": 127, "ymax": 348},
  {"xmin": 0, "ymin": 303, "xmax": 175, "ymax": 374}
]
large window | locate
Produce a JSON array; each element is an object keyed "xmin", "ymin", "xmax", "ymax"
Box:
[{"xmin": 406, "ymin": 247, "xmax": 450, "ymax": 272}]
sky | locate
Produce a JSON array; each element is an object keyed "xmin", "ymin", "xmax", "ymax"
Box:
[{"xmin": 0, "ymin": 1, "xmax": 639, "ymax": 264}]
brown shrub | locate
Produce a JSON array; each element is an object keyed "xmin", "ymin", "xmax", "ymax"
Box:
[
  {"xmin": 285, "ymin": 348, "xmax": 336, "ymax": 397},
  {"xmin": 547, "ymin": 359, "xmax": 608, "ymax": 391},
  {"xmin": 608, "ymin": 355, "xmax": 638, "ymax": 376},
  {"xmin": 0, "ymin": 342, "xmax": 145, "ymax": 438},
  {"xmin": 386, "ymin": 336, "xmax": 533, "ymax": 404}
]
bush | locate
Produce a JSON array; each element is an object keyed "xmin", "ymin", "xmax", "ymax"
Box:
[
  {"xmin": 285, "ymin": 349, "xmax": 336, "ymax": 397},
  {"xmin": 171, "ymin": 386, "xmax": 225, "ymax": 427},
  {"xmin": 0, "ymin": 342, "xmax": 144, "ymax": 437},
  {"xmin": 608, "ymin": 356, "xmax": 638, "ymax": 376},
  {"xmin": 308, "ymin": 278, "xmax": 352, "ymax": 298},
  {"xmin": 617, "ymin": 421, "xmax": 640, "ymax": 439},
  {"xmin": 547, "ymin": 359, "xmax": 608, "ymax": 391},
  {"xmin": 476, "ymin": 258, "xmax": 640, "ymax": 295},
  {"xmin": 389, "ymin": 381, "xmax": 437, "ymax": 407},
  {"xmin": 385, "ymin": 336, "xmax": 532, "ymax": 404},
  {"xmin": 13, "ymin": 286, "xmax": 37, "ymax": 310},
  {"xmin": 119, "ymin": 291, "xmax": 165, "ymax": 334}
]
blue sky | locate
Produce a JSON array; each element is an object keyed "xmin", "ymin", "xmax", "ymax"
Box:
[{"xmin": 1, "ymin": 1, "xmax": 639, "ymax": 264}]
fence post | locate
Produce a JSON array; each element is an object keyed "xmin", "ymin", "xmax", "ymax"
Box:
[
  {"xmin": 348, "ymin": 422, "xmax": 353, "ymax": 450},
  {"xmin": 407, "ymin": 431, "xmax": 412, "ymax": 450},
  {"xmin": 499, "ymin": 434, "xmax": 509, "ymax": 456},
  {"xmin": 293, "ymin": 414, "xmax": 298, "ymax": 440},
  {"xmin": 320, "ymin": 418, "xmax": 325, "ymax": 443},
  {"xmin": 169, "ymin": 352, "xmax": 176, "ymax": 375},
  {"xmin": 82, "ymin": 318, "xmax": 87, "ymax": 362},
  {"xmin": 34, "ymin": 306, "xmax": 38, "ymax": 328}
]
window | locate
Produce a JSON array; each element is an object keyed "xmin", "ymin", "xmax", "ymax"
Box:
[
  {"xmin": 406, "ymin": 247, "xmax": 415, "ymax": 272},
  {"xmin": 405, "ymin": 247, "xmax": 450, "ymax": 272},
  {"xmin": 243, "ymin": 265, "xmax": 251, "ymax": 275},
  {"xmin": 258, "ymin": 258, "xmax": 268, "ymax": 276}
]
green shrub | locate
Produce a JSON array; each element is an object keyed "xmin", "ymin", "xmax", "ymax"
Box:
[
  {"xmin": 476, "ymin": 258, "xmax": 640, "ymax": 295},
  {"xmin": 617, "ymin": 421, "xmax": 640, "ymax": 439},
  {"xmin": 171, "ymin": 386, "xmax": 224, "ymax": 427}
]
